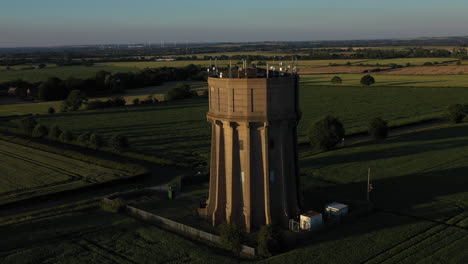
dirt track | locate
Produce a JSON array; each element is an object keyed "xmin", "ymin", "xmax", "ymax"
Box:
[{"xmin": 300, "ymin": 66, "xmax": 388, "ymax": 74}]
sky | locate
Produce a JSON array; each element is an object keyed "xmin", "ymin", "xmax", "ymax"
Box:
[{"xmin": 1, "ymin": 0, "xmax": 468, "ymax": 47}]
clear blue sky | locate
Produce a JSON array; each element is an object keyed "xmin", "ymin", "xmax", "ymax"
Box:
[{"xmin": 1, "ymin": 0, "xmax": 467, "ymax": 47}]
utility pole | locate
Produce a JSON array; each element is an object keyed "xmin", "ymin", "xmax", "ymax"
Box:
[{"xmin": 367, "ymin": 167, "xmax": 373, "ymax": 201}]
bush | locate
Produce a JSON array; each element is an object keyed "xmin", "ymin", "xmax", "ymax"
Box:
[
  {"xmin": 100, "ymin": 198, "xmax": 127, "ymax": 213},
  {"xmin": 59, "ymin": 129, "xmax": 74, "ymax": 142},
  {"xmin": 368, "ymin": 117, "xmax": 389, "ymax": 140},
  {"xmin": 62, "ymin": 89, "xmax": 86, "ymax": 112},
  {"xmin": 108, "ymin": 134, "xmax": 129, "ymax": 151},
  {"xmin": 257, "ymin": 225, "xmax": 283, "ymax": 257},
  {"xmin": 89, "ymin": 133, "xmax": 104, "ymax": 149},
  {"xmin": 360, "ymin": 75, "xmax": 375, "ymax": 86},
  {"xmin": 331, "ymin": 76, "xmax": 342, "ymax": 84},
  {"xmin": 32, "ymin": 124, "xmax": 48, "ymax": 138},
  {"xmin": 18, "ymin": 116, "xmax": 38, "ymax": 135},
  {"xmin": 132, "ymin": 98, "xmax": 140, "ymax": 105},
  {"xmin": 166, "ymin": 83, "xmax": 196, "ymax": 101},
  {"xmin": 76, "ymin": 131, "xmax": 92, "ymax": 146},
  {"xmin": 48, "ymin": 125, "xmax": 62, "ymax": 140},
  {"xmin": 47, "ymin": 107, "xmax": 55, "ymax": 114},
  {"xmin": 219, "ymin": 222, "xmax": 245, "ymax": 255},
  {"xmin": 447, "ymin": 104, "xmax": 466, "ymax": 123},
  {"xmin": 309, "ymin": 115, "xmax": 345, "ymax": 151},
  {"xmin": 111, "ymin": 96, "xmax": 126, "ymax": 107}
]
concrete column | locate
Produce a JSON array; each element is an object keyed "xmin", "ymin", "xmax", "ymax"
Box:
[
  {"xmin": 262, "ymin": 122, "xmax": 272, "ymax": 225},
  {"xmin": 212, "ymin": 120, "xmax": 225, "ymax": 225},
  {"xmin": 225, "ymin": 121, "xmax": 235, "ymax": 222},
  {"xmin": 243, "ymin": 122, "xmax": 251, "ymax": 232}
]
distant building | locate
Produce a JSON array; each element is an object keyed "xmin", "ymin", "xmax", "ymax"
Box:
[{"xmin": 203, "ymin": 66, "xmax": 301, "ymax": 231}]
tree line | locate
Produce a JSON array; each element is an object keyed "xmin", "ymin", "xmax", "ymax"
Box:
[{"xmin": 0, "ymin": 64, "xmax": 207, "ymax": 101}]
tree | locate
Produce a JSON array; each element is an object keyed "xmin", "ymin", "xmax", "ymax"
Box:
[
  {"xmin": 257, "ymin": 225, "xmax": 283, "ymax": 257},
  {"xmin": 309, "ymin": 115, "xmax": 345, "ymax": 151},
  {"xmin": 38, "ymin": 77, "xmax": 67, "ymax": 101},
  {"xmin": 47, "ymin": 107, "xmax": 55, "ymax": 114},
  {"xmin": 89, "ymin": 133, "xmax": 104, "ymax": 149},
  {"xmin": 49, "ymin": 125, "xmax": 62, "ymax": 140},
  {"xmin": 32, "ymin": 124, "xmax": 48, "ymax": 138},
  {"xmin": 59, "ymin": 129, "xmax": 74, "ymax": 142},
  {"xmin": 38, "ymin": 63, "xmax": 46, "ymax": 69},
  {"xmin": 447, "ymin": 104, "xmax": 466, "ymax": 123},
  {"xmin": 331, "ymin": 76, "xmax": 342, "ymax": 84},
  {"xmin": 368, "ymin": 117, "xmax": 389, "ymax": 140},
  {"xmin": 360, "ymin": 75, "xmax": 375, "ymax": 86},
  {"xmin": 18, "ymin": 116, "xmax": 38, "ymax": 135},
  {"xmin": 166, "ymin": 83, "xmax": 195, "ymax": 101},
  {"xmin": 62, "ymin": 89, "xmax": 86, "ymax": 111},
  {"xmin": 132, "ymin": 98, "xmax": 140, "ymax": 105},
  {"xmin": 219, "ymin": 222, "xmax": 245, "ymax": 255},
  {"xmin": 108, "ymin": 134, "xmax": 129, "ymax": 151}
]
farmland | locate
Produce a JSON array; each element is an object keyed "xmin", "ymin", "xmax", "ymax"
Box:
[
  {"xmin": 1, "ymin": 122, "xmax": 467, "ymax": 263},
  {"xmin": 15, "ymin": 82, "xmax": 468, "ymax": 169},
  {"xmin": 0, "ymin": 137, "xmax": 136, "ymax": 205}
]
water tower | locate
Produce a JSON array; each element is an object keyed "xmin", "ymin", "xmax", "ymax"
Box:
[{"xmin": 204, "ymin": 63, "xmax": 301, "ymax": 231}]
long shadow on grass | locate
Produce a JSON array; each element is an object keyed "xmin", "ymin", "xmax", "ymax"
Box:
[{"xmin": 303, "ymin": 125, "xmax": 468, "ymax": 168}]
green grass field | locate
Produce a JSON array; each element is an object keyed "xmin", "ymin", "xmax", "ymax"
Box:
[
  {"xmin": 0, "ymin": 138, "xmax": 134, "ymax": 205},
  {"xmin": 300, "ymin": 74, "xmax": 468, "ymax": 87}
]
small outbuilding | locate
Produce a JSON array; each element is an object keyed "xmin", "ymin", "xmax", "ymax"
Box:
[
  {"xmin": 300, "ymin": 211, "xmax": 323, "ymax": 231},
  {"xmin": 325, "ymin": 202, "xmax": 349, "ymax": 217}
]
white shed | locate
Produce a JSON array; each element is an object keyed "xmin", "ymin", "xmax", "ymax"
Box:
[
  {"xmin": 325, "ymin": 202, "xmax": 349, "ymax": 217},
  {"xmin": 300, "ymin": 211, "xmax": 323, "ymax": 231}
]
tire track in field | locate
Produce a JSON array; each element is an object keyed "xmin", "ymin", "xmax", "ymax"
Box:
[
  {"xmin": 0, "ymin": 147, "xmax": 100, "ymax": 198},
  {"xmin": 360, "ymin": 213, "xmax": 466, "ymax": 264}
]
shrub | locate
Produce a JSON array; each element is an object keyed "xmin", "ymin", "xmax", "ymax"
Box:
[
  {"xmin": 309, "ymin": 115, "xmax": 345, "ymax": 151},
  {"xmin": 368, "ymin": 117, "xmax": 389, "ymax": 140},
  {"xmin": 76, "ymin": 131, "xmax": 92, "ymax": 146},
  {"xmin": 331, "ymin": 76, "xmax": 342, "ymax": 84},
  {"xmin": 219, "ymin": 222, "xmax": 245, "ymax": 255},
  {"xmin": 47, "ymin": 107, "xmax": 55, "ymax": 114},
  {"xmin": 48, "ymin": 125, "xmax": 62, "ymax": 140},
  {"xmin": 423, "ymin": 62, "xmax": 434, "ymax": 66},
  {"xmin": 257, "ymin": 225, "xmax": 283, "ymax": 257},
  {"xmin": 32, "ymin": 124, "xmax": 48, "ymax": 138},
  {"xmin": 111, "ymin": 96, "xmax": 126, "ymax": 106},
  {"xmin": 100, "ymin": 198, "xmax": 127, "ymax": 213},
  {"xmin": 447, "ymin": 104, "xmax": 466, "ymax": 123},
  {"xmin": 59, "ymin": 129, "xmax": 74, "ymax": 142},
  {"xmin": 62, "ymin": 89, "xmax": 86, "ymax": 112},
  {"xmin": 18, "ymin": 116, "xmax": 38, "ymax": 135},
  {"xmin": 89, "ymin": 133, "xmax": 104, "ymax": 149},
  {"xmin": 132, "ymin": 98, "xmax": 140, "ymax": 105},
  {"xmin": 108, "ymin": 134, "xmax": 129, "ymax": 151},
  {"xmin": 166, "ymin": 83, "xmax": 196, "ymax": 101},
  {"xmin": 360, "ymin": 75, "xmax": 375, "ymax": 86}
]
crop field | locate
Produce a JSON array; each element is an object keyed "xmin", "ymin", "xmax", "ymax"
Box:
[
  {"xmin": 0, "ymin": 65, "xmax": 137, "ymax": 82},
  {"xmin": 380, "ymin": 65, "xmax": 468, "ymax": 75},
  {"xmin": 0, "ymin": 204, "xmax": 239, "ymax": 264},
  {"xmin": 0, "ymin": 139, "xmax": 133, "ymax": 205}
]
